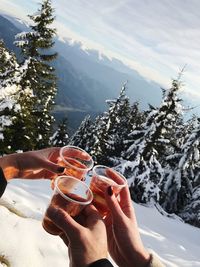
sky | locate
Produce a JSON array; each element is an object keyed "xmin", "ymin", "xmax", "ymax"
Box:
[{"xmin": 1, "ymin": 0, "xmax": 200, "ymax": 107}]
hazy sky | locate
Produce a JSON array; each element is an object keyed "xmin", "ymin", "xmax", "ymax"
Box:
[{"xmin": 1, "ymin": 0, "xmax": 200, "ymax": 107}]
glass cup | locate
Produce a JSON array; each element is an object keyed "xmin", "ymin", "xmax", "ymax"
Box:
[
  {"xmin": 58, "ymin": 146, "xmax": 94, "ymax": 180},
  {"xmin": 42, "ymin": 175, "xmax": 93, "ymax": 235},
  {"xmin": 90, "ymin": 165, "xmax": 127, "ymax": 217}
]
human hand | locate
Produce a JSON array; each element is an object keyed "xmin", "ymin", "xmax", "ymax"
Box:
[
  {"xmin": 0, "ymin": 147, "xmax": 65, "ymax": 181},
  {"xmin": 46, "ymin": 204, "xmax": 108, "ymax": 267},
  {"xmin": 104, "ymin": 171, "xmax": 150, "ymax": 267}
]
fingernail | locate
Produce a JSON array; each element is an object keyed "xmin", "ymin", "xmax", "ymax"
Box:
[
  {"xmin": 107, "ymin": 186, "xmax": 113, "ymax": 196},
  {"xmin": 57, "ymin": 166, "xmax": 65, "ymax": 173}
]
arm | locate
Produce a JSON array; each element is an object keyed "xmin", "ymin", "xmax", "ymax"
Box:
[
  {"xmin": 0, "ymin": 147, "xmax": 64, "ymax": 181},
  {"xmin": 104, "ymin": 184, "xmax": 165, "ymax": 267}
]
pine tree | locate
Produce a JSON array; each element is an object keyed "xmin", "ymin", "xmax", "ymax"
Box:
[
  {"xmin": 69, "ymin": 115, "xmax": 93, "ymax": 151},
  {"xmin": 0, "ymin": 39, "xmax": 18, "ymax": 88},
  {"xmin": 51, "ymin": 118, "xmax": 69, "ymax": 146},
  {"xmin": 179, "ymin": 185, "xmax": 200, "ymax": 228},
  {"xmin": 120, "ymin": 76, "xmax": 184, "ymax": 203},
  {"xmin": 105, "ymin": 85, "xmax": 131, "ymax": 160},
  {"xmin": 14, "ymin": 0, "xmax": 57, "ymax": 149},
  {"xmin": 90, "ymin": 113, "xmax": 109, "ymax": 164},
  {"xmin": 89, "ymin": 84, "xmax": 130, "ymax": 165},
  {"xmin": 0, "ymin": 40, "xmax": 21, "ymax": 154},
  {"xmin": 160, "ymin": 117, "xmax": 200, "ymax": 214}
]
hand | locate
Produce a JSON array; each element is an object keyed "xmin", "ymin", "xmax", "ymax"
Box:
[
  {"xmin": 46, "ymin": 204, "xmax": 108, "ymax": 267},
  {"xmin": 104, "ymin": 179, "xmax": 150, "ymax": 267},
  {"xmin": 0, "ymin": 147, "xmax": 65, "ymax": 180}
]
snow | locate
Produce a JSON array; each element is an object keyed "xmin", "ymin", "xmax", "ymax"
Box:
[{"xmin": 0, "ymin": 179, "xmax": 200, "ymax": 267}]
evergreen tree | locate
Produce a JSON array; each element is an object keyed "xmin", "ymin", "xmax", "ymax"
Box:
[
  {"xmin": 90, "ymin": 113, "xmax": 109, "ymax": 164},
  {"xmin": 179, "ymin": 185, "xmax": 200, "ymax": 228},
  {"xmin": 69, "ymin": 115, "xmax": 93, "ymax": 151},
  {"xmin": 14, "ymin": 0, "xmax": 57, "ymax": 149},
  {"xmin": 51, "ymin": 118, "xmax": 69, "ymax": 146},
  {"xmin": 0, "ymin": 40, "xmax": 21, "ymax": 154},
  {"xmin": 0, "ymin": 39, "xmax": 18, "ymax": 88},
  {"xmin": 160, "ymin": 117, "xmax": 200, "ymax": 214},
  {"xmin": 105, "ymin": 85, "xmax": 131, "ymax": 160},
  {"xmin": 90, "ymin": 84, "xmax": 130, "ymax": 164},
  {"xmin": 120, "ymin": 77, "xmax": 184, "ymax": 203}
]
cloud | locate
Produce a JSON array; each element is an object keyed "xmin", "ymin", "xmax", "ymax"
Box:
[{"xmin": 1, "ymin": 0, "xmax": 200, "ymax": 107}]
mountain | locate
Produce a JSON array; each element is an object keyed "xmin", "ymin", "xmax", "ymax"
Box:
[
  {"xmin": 0, "ymin": 13, "xmax": 162, "ymax": 132},
  {"xmin": 55, "ymin": 38, "xmax": 162, "ymax": 108}
]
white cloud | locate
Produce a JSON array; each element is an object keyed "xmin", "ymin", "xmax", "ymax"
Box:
[{"xmin": 1, "ymin": 0, "xmax": 200, "ymax": 106}]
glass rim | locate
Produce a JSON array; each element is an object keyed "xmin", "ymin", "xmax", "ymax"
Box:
[
  {"xmin": 55, "ymin": 175, "xmax": 93, "ymax": 205},
  {"xmin": 93, "ymin": 165, "xmax": 127, "ymax": 187},
  {"xmin": 59, "ymin": 145, "xmax": 94, "ymax": 172}
]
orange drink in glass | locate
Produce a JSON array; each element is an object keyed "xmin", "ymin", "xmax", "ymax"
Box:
[
  {"xmin": 90, "ymin": 165, "xmax": 127, "ymax": 217},
  {"xmin": 42, "ymin": 175, "xmax": 93, "ymax": 235},
  {"xmin": 58, "ymin": 146, "xmax": 94, "ymax": 180}
]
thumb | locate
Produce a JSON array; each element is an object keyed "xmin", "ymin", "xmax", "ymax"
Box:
[
  {"xmin": 46, "ymin": 206, "xmax": 81, "ymax": 239},
  {"xmin": 42, "ymin": 159, "xmax": 66, "ymax": 175},
  {"xmin": 104, "ymin": 186, "xmax": 124, "ymax": 221}
]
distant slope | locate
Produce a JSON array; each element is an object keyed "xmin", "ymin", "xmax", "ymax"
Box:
[
  {"xmin": 0, "ymin": 14, "xmax": 111, "ymax": 114},
  {"xmin": 55, "ymin": 38, "xmax": 162, "ymax": 108},
  {"xmin": 0, "ymin": 13, "xmax": 163, "ymax": 132}
]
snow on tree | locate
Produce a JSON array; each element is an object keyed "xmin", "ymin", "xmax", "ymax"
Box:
[
  {"xmin": 179, "ymin": 185, "xmax": 200, "ymax": 228},
  {"xmin": 160, "ymin": 116, "xmax": 200, "ymax": 215},
  {"xmin": 0, "ymin": 39, "xmax": 18, "ymax": 88},
  {"xmin": 105, "ymin": 84, "xmax": 131, "ymax": 160},
  {"xmin": 89, "ymin": 84, "xmax": 133, "ymax": 165},
  {"xmin": 89, "ymin": 113, "xmax": 109, "ymax": 165},
  {"xmin": 14, "ymin": 0, "xmax": 57, "ymax": 149},
  {"xmin": 120, "ymin": 76, "xmax": 184, "ymax": 204},
  {"xmin": 50, "ymin": 118, "xmax": 69, "ymax": 146},
  {"xmin": 0, "ymin": 40, "xmax": 21, "ymax": 154},
  {"xmin": 69, "ymin": 115, "xmax": 94, "ymax": 151}
]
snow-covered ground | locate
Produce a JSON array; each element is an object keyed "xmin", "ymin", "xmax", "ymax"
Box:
[{"xmin": 0, "ymin": 179, "xmax": 200, "ymax": 267}]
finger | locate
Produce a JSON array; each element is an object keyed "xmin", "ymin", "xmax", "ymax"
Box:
[
  {"xmin": 104, "ymin": 186, "xmax": 125, "ymax": 221},
  {"xmin": 46, "ymin": 206, "xmax": 82, "ymax": 239},
  {"xmin": 119, "ymin": 185, "xmax": 132, "ymax": 206},
  {"xmin": 83, "ymin": 205, "xmax": 104, "ymax": 229},
  {"xmin": 61, "ymin": 147, "xmax": 91, "ymax": 161},
  {"xmin": 47, "ymin": 148, "xmax": 60, "ymax": 162},
  {"xmin": 83, "ymin": 204, "xmax": 99, "ymax": 216},
  {"xmin": 118, "ymin": 186, "xmax": 134, "ymax": 218},
  {"xmin": 41, "ymin": 160, "xmax": 65, "ymax": 176},
  {"xmin": 105, "ymin": 168, "xmax": 127, "ymax": 186}
]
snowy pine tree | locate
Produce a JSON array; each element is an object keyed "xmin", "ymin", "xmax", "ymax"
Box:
[
  {"xmin": 51, "ymin": 118, "xmax": 69, "ymax": 146},
  {"xmin": 0, "ymin": 39, "xmax": 18, "ymax": 88},
  {"xmin": 90, "ymin": 84, "xmax": 132, "ymax": 165},
  {"xmin": 160, "ymin": 117, "xmax": 200, "ymax": 216},
  {"xmin": 69, "ymin": 115, "xmax": 94, "ymax": 151},
  {"xmin": 90, "ymin": 113, "xmax": 109, "ymax": 164},
  {"xmin": 105, "ymin": 85, "xmax": 131, "ymax": 160},
  {"xmin": 14, "ymin": 0, "xmax": 57, "ymax": 149},
  {"xmin": 120, "ymin": 77, "xmax": 184, "ymax": 204},
  {"xmin": 0, "ymin": 41, "xmax": 21, "ymax": 154}
]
